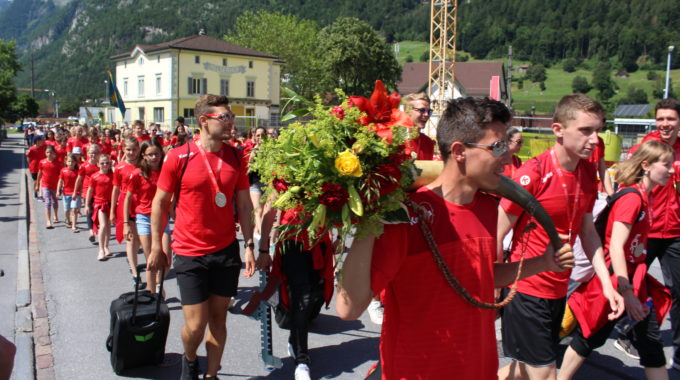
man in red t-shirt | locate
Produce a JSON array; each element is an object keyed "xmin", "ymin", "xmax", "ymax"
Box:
[
  {"xmin": 148, "ymin": 94, "xmax": 255, "ymax": 380},
  {"xmin": 497, "ymin": 94, "xmax": 624, "ymax": 380},
  {"xmin": 336, "ymin": 97, "xmax": 574, "ymax": 380},
  {"xmin": 403, "ymin": 92, "xmax": 436, "ymax": 160},
  {"xmin": 132, "ymin": 120, "xmax": 150, "ymax": 143}
]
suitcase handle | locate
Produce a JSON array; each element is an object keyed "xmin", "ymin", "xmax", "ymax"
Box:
[{"xmin": 132, "ymin": 264, "xmax": 165, "ymax": 325}]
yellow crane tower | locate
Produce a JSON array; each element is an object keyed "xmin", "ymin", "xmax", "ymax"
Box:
[{"xmin": 427, "ymin": 0, "xmax": 458, "ymax": 139}]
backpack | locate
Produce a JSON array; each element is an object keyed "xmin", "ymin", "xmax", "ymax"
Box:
[{"xmin": 593, "ymin": 187, "xmax": 643, "ymax": 243}]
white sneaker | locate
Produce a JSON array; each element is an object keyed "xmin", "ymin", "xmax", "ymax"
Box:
[
  {"xmin": 294, "ymin": 363, "xmax": 311, "ymax": 380},
  {"xmin": 367, "ymin": 300, "xmax": 384, "ymax": 325}
]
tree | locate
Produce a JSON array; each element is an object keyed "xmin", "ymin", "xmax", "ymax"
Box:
[
  {"xmin": 224, "ymin": 11, "xmax": 323, "ymax": 99},
  {"xmin": 8, "ymin": 93, "xmax": 39, "ymax": 125},
  {"xmin": 562, "ymin": 58, "xmax": 578, "ymax": 73},
  {"xmin": 572, "ymin": 76, "xmax": 592, "ymax": 94},
  {"xmin": 647, "ymin": 71, "xmax": 658, "ymax": 80},
  {"xmin": 592, "ymin": 62, "xmax": 615, "ymax": 101},
  {"xmin": 0, "ymin": 39, "xmax": 20, "ymax": 124},
  {"xmin": 618, "ymin": 85, "xmax": 648, "ymax": 105},
  {"xmin": 526, "ymin": 64, "xmax": 547, "ymax": 82},
  {"xmin": 317, "ymin": 17, "xmax": 401, "ymax": 97}
]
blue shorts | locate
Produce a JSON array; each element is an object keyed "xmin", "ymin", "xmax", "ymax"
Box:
[
  {"xmin": 63, "ymin": 195, "xmax": 81, "ymax": 211},
  {"xmin": 135, "ymin": 213, "xmax": 171, "ymax": 236}
]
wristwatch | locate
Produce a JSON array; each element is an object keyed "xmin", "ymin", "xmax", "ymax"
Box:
[{"xmin": 243, "ymin": 242, "xmax": 255, "ymax": 249}]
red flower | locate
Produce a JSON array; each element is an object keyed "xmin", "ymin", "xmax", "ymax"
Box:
[
  {"xmin": 330, "ymin": 106, "xmax": 345, "ymax": 120},
  {"xmin": 273, "ymin": 178, "xmax": 289, "ymax": 193},
  {"xmin": 318, "ymin": 182, "xmax": 349, "ymax": 211},
  {"xmin": 371, "ymin": 164, "xmax": 403, "ymax": 196},
  {"xmin": 348, "ymin": 80, "xmax": 413, "ymax": 142}
]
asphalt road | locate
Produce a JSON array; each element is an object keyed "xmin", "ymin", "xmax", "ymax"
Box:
[{"xmin": 5, "ymin": 131, "xmax": 680, "ymax": 379}]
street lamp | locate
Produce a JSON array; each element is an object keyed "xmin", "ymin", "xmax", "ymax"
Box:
[
  {"xmin": 665, "ymin": 45, "xmax": 674, "ymax": 99},
  {"xmin": 43, "ymin": 89, "xmax": 58, "ymax": 119}
]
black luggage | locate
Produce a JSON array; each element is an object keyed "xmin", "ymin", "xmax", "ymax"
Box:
[{"xmin": 106, "ymin": 264, "xmax": 169, "ymax": 374}]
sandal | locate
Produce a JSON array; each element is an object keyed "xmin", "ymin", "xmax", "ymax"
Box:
[
  {"xmin": 97, "ymin": 251, "xmax": 107, "ymax": 261},
  {"xmin": 72, "ymin": 228, "xmax": 80, "ymax": 233}
]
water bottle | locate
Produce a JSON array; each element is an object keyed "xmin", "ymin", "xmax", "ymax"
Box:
[{"xmin": 615, "ymin": 298, "xmax": 653, "ymax": 335}]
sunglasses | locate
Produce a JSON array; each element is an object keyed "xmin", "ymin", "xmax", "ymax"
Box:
[
  {"xmin": 463, "ymin": 140, "xmax": 508, "ymax": 157},
  {"xmin": 510, "ymin": 139, "xmax": 523, "ymax": 145},
  {"xmin": 414, "ymin": 107, "xmax": 433, "ymax": 116},
  {"xmin": 204, "ymin": 113, "xmax": 236, "ymax": 122}
]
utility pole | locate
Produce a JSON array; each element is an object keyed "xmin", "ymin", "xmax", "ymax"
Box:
[{"xmin": 507, "ymin": 45, "xmax": 513, "ymax": 109}]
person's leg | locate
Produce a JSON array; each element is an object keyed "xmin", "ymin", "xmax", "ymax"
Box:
[
  {"xmin": 281, "ymin": 241, "xmax": 315, "ymax": 365},
  {"xmin": 43, "ymin": 188, "xmax": 53, "ymax": 228},
  {"xmin": 63, "ymin": 196, "xmax": 71, "ymax": 226},
  {"xmin": 181, "ymin": 302, "xmax": 210, "ymax": 361},
  {"xmin": 0, "ymin": 334, "xmax": 16, "ymax": 380},
  {"xmin": 139, "ymin": 233, "xmax": 156, "ymax": 292},
  {"xmin": 631, "ymin": 303, "xmax": 668, "ymax": 379},
  {"xmin": 98, "ymin": 210, "xmax": 110, "ymax": 254},
  {"xmin": 204, "ymin": 295, "xmax": 230, "ymax": 378},
  {"xmin": 51, "ymin": 191, "xmax": 59, "ymax": 223},
  {"xmin": 657, "ymin": 237, "xmax": 680, "ymax": 365},
  {"xmin": 126, "ymin": 221, "xmax": 140, "ymax": 277},
  {"xmin": 558, "ymin": 321, "xmax": 615, "ymax": 380},
  {"xmin": 87, "ymin": 199, "xmax": 95, "ymax": 240}
]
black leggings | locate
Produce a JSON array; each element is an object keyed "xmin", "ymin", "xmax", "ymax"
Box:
[
  {"xmin": 281, "ymin": 240, "xmax": 324, "ymax": 365},
  {"xmin": 86, "ymin": 198, "xmax": 94, "ymax": 229}
]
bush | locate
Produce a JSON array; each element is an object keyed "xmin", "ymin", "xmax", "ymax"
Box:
[
  {"xmin": 647, "ymin": 71, "xmax": 658, "ymax": 80},
  {"xmin": 539, "ymin": 81, "xmax": 546, "ymax": 91},
  {"xmin": 572, "ymin": 76, "xmax": 592, "ymax": 94},
  {"xmin": 526, "ymin": 64, "xmax": 547, "ymax": 82},
  {"xmin": 405, "ymin": 55, "xmax": 414, "ymax": 63},
  {"xmin": 419, "ymin": 50, "xmax": 429, "ymax": 62},
  {"xmin": 562, "ymin": 58, "xmax": 578, "ymax": 73}
]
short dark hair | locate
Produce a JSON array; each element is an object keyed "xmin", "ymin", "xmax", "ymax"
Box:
[
  {"xmin": 195, "ymin": 94, "xmax": 230, "ymax": 119},
  {"xmin": 553, "ymin": 94, "xmax": 605, "ymax": 125},
  {"xmin": 655, "ymin": 98, "xmax": 680, "ymax": 117},
  {"xmin": 437, "ymin": 97, "xmax": 512, "ymax": 161}
]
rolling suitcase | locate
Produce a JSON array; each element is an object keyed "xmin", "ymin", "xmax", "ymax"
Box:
[{"xmin": 106, "ymin": 264, "xmax": 169, "ymax": 374}]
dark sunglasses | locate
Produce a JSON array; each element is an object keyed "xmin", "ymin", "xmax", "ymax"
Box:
[
  {"xmin": 414, "ymin": 107, "xmax": 433, "ymax": 116},
  {"xmin": 463, "ymin": 140, "xmax": 508, "ymax": 157}
]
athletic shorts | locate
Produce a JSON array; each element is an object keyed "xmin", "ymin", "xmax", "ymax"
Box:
[
  {"xmin": 501, "ymin": 291, "xmax": 566, "ymax": 366},
  {"xmin": 174, "ymin": 240, "xmax": 242, "ymax": 305},
  {"xmin": 63, "ymin": 195, "xmax": 81, "ymax": 211},
  {"xmin": 135, "ymin": 213, "xmax": 170, "ymax": 236},
  {"xmin": 42, "ymin": 188, "xmax": 57, "ymax": 209},
  {"xmin": 31, "ymin": 172, "xmax": 38, "ymax": 181}
]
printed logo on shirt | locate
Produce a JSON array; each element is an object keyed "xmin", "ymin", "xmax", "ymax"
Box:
[
  {"xmin": 638, "ymin": 210, "xmax": 646, "ymax": 222},
  {"xmin": 519, "ymin": 175, "xmax": 531, "ymax": 186},
  {"xmin": 541, "ymin": 171, "xmax": 554, "ymax": 183}
]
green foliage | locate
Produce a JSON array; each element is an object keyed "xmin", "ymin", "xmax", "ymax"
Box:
[
  {"xmin": 592, "ymin": 62, "xmax": 616, "ymax": 101},
  {"xmin": 0, "ymin": 39, "xmax": 19, "ymax": 124},
  {"xmin": 539, "ymin": 81, "xmax": 546, "ymax": 91},
  {"xmin": 224, "ymin": 11, "xmax": 323, "ymax": 99},
  {"xmin": 562, "ymin": 58, "xmax": 578, "ymax": 73},
  {"xmin": 405, "ymin": 55, "xmax": 413, "ymax": 63},
  {"xmin": 317, "ymin": 18, "xmax": 401, "ymax": 97},
  {"xmin": 647, "ymin": 71, "xmax": 659, "ymax": 80},
  {"xmin": 571, "ymin": 76, "xmax": 592, "ymax": 94},
  {"xmin": 419, "ymin": 50, "xmax": 429, "ymax": 62},
  {"xmin": 653, "ymin": 78, "xmax": 675, "ymax": 99},
  {"xmin": 618, "ymin": 85, "xmax": 648, "ymax": 105},
  {"xmin": 527, "ymin": 64, "xmax": 547, "ymax": 82},
  {"xmin": 8, "ymin": 93, "xmax": 39, "ymax": 124}
]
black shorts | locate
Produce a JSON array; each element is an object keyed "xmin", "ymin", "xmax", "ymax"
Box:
[
  {"xmin": 501, "ymin": 291, "xmax": 565, "ymax": 366},
  {"xmin": 174, "ymin": 240, "xmax": 242, "ymax": 305},
  {"xmin": 31, "ymin": 172, "xmax": 38, "ymax": 181}
]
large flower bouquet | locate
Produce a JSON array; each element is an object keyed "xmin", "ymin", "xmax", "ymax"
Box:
[{"xmin": 249, "ymin": 81, "xmax": 417, "ymax": 247}]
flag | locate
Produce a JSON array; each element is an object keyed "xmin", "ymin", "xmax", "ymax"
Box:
[
  {"xmin": 85, "ymin": 107, "xmax": 94, "ymax": 122},
  {"xmin": 107, "ymin": 70, "xmax": 126, "ymax": 118}
]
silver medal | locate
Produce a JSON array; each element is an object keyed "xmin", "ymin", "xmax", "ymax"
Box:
[{"xmin": 215, "ymin": 192, "xmax": 227, "ymax": 207}]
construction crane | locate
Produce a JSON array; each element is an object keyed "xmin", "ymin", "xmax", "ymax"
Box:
[{"xmin": 427, "ymin": 0, "xmax": 458, "ymax": 138}]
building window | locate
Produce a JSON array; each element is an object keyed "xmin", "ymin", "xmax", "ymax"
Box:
[
  {"xmin": 247, "ymin": 80, "xmax": 255, "ymax": 97},
  {"xmin": 153, "ymin": 107, "xmax": 164, "ymax": 123},
  {"xmin": 222, "ymin": 58, "xmax": 227, "ymax": 66},
  {"xmin": 138, "ymin": 57, "xmax": 144, "ymax": 65},
  {"xmin": 155, "ymin": 75, "xmax": 161, "ymax": 94},
  {"xmin": 138, "ymin": 76, "xmax": 145, "ymax": 97},
  {"xmin": 195, "ymin": 55, "xmax": 200, "ymax": 64},
  {"xmin": 183, "ymin": 108, "xmax": 195, "ymax": 118},
  {"xmin": 188, "ymin": 77, "xmax": 207, "ymax": 95},
  {"xmin": 123, "ymin": 78, "xmax": 128, "ymax": 96},
  {"xmin": 138, "ymin": 107, "xmax": 145, "ymax": 121},
  {"xmin": 220, "ymin": 79, "xmax": 229, "ymax": 96},
  {"xmin": 248, "ymin": 61, "xmax": 253, "ymax": 69}
]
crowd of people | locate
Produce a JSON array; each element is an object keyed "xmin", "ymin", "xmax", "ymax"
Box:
[{"xmin": 18, "ymin": 91, "xmax": 680, "ymax": 380}]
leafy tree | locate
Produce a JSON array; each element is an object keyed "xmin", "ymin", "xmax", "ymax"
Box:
[
  {"xmin": 653, "ymin": 77, "xmax": 675, "ymax": 99},
  {"xmin": 539, "ymin": 81, "xmax": 546, "ymax": 91},
  {"xmin": 592, "ymin": 62, "xmax": 615, "ymax": 101},
  {"xmin": 224, "ymin": 11, "xmax": 323, "ymax": 99},
  {"xmin": 517, "ymin": 79, "xmax": 524, "ymax": 90},
  {"xmin": 618, "ymin": 85, "xmax": 648, "ymax": 105},
  {"xmin": 526, "ymin": 64, "xmax": 547, "ymax": 82},
  {"xmin": 562, "ymin": 58, "xmax": 578, "ymax": 73},
  {"xmin": 0, "ymin": 39, "xmax": 19, "ymax": 124},
  {"xmin": 647, "ymin": 71, "xmax": 658, "ymax": 80},
  {"xmin": 419, "ymin": 50, "xmax": 429, "ymax": 62},
  {"xmin": 572, "ymin": 76, "xmax": 592, "ymax": 93},
  {"xmin": 317, "ymin": 17, "xmax": 401, "ymax": 97},
  {"xmin": 405, "ymin": 55, "xmax": 414, "ymax": 63},
  {"xmin": 8, "ymin": 93, "xmax": 39, "ymax": 124}
]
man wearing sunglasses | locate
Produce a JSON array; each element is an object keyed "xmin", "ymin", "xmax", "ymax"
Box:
[
  {"xmin": 497, "ymin": 94, "xmax": 624, "ymax": 380},
  {"xmin": 149, "ymin": 94, "xmax": 256, "ymax": 380},
  {"xmin": 403, "ymin": 92, "xmax": 436, "ymax": 160},
  {"xmin": 337, "ymin": 97, "xmax": 574, "ymax": 380}
]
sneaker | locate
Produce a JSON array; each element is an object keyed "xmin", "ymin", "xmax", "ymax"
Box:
[
  {"xmin": 97, "ymin": 252, "xmax": 107, "ymax": 261},
  {"xmin": 181, "ymin": 355, "xmax": 200, "ymax": 380},
  {"xmin": 294, "ymin": 363, "xmax": 311, "ymax": 380},
  {"xmin": 613, "ymin": 338, "xmax": 640, "ymax": 360},
  {"xmin": 367, "ymin": 300, "xmax": 384, "ymax": 325}
]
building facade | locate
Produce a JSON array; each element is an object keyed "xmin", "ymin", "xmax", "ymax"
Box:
[{"xmin": 109, "ymin": 33, "xmax": 282, "ymax": 131}]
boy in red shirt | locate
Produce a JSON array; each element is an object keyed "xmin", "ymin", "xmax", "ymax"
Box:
[
  {"xmin": 336, "ymin": 97, "xmax": 575, "ymax": 380},
  {"xmin": 497, "ymin": 94, "xmax": 624, "ymax": 380},
  {"xmin": 26, "ymin": 135, "xmax": 46, "ymax": 199},
  {"xmin": 132, "ymin": 120, "xmax": 150, "ymax": 143},
  {"xmin": 148, "ymin": 94, "xmax": 256, "ymax": 380},
  {"xmin": 35, "ymin": 145, "xmax": 61, "ymax": 229}
]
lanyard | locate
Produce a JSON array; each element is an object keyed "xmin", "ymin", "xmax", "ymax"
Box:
[
  {"xmin": 550, "ymin": 149, "xmax": 581, "ymax": 241},
  {"xmin": 637, "ymin": 183, "xmax": 653, "ymax": 222},
  {"xmin": 196, "ymin": 141, "xmax": 224, "ymax": 198}
]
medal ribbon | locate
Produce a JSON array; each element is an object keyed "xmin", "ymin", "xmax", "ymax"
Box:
[
  {"xmin": 196, "ymin": 141, "xmax": 224, "ymax": 200},
  {"xmin": 550, "ymin": 148, "xmax": 581, "ymax": 241}
]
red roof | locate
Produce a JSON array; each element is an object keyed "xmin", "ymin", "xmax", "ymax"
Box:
[{"xmin": 397, "ymin": 61, "xmax": 507, "ymax": 98}]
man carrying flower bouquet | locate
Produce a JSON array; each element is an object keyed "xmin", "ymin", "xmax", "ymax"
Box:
[{"xmin": 336, "ymin": 97, "xmax": 575, "ymax": 380}]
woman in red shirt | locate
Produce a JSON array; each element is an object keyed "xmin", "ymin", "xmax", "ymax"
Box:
[
  {"xmin": 57, "ymin": 154, "xmax": 80, "ymax": 232},
  {"xmin": 124, "ymin": 140, "xmax": 170, "ymax": 293},
  {"xmin": 35, "ymin": 145, "xmax": 62, "ymax": 229},
  {"xmin": 502, "ymin": 127, "xmax": 523, "ymax": 178},
  {"xmin": 562, "ymin": 140, "xmax": 674, "ymax": 379},
  {"xmin": 74, "ymin": 144, "xmax": 102, "ymax": 244},
  {"xmin": 85, "ymin": 155, "xmax": 114, "ymax": 261}
]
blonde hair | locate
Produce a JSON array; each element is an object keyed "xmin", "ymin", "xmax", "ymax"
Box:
[
  {"xmin": 403, "ymin": 92, "xmax": 431, "ymax": 113},
  {"xmin": 616, "ymin": 140, "xmax": 674, "ymax": 186}
]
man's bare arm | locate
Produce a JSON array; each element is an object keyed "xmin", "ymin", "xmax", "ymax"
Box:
[
  {"xmin": 335, "ymin": 234, "xmax": 376, "ymax": 320},
  {"xmin": 497, "ymin": 207, "xmax": 518, "ymax": 262}
]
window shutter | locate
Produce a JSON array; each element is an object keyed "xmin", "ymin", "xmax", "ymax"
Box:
[
  {"xmin": 201, "ymin": 78, "xmax": 208, "ymax": 94},
  {"xmin": 187, "ymin": 77, "xmax": 193, "ymax": 94}
]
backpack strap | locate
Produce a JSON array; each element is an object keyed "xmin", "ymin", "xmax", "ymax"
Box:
[{"xmin": 175, "ymin": 142, "xmax": 191, "ymax": 205}]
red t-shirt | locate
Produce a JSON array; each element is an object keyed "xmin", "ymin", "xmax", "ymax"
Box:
[
  {"xmin": 603, "ymin": 187, "xmax": 650, "ymax": 265},
  {"xmin": 128, "ymin": 168, "xmax": 160, "ymax": 215},
  {"xmin": 135, "ymin": 134, "xmax": 151, "ymax": 143},
  {"xmin": 371, "ymin": 188, "xmax": 498, "ymax": 380},
  {"xmin": 99, "ymin": 138, "xmax": 113, "ymax": 155},
  {"xmin": 157, "ymin": 141, "xmax": 249, "ymax": 256},
  {"xmin": 502, "ymin": 155, "xmax": 522, "ymax": 179},
  {"xmin": 27, "ymin": 145, "xmax": 47, "ymax": 174},
  {"xmin": 90, "ymin": 172, "xmax": 113, "ymax": 204},
  {"xmin": 38, "ymin": 159, "xmax": 61, "ymax": 190},
  {"xmin": 406, "ymin": 132, "xmax": 435, "ymax": 160},
  {"xmin": 44, "ymin": 139, "xmax": 57, "ymax": 146},
  {"xmin": 78, "ymin": 162, "xmax": 99, "ymax": 198},
  {"xmin": 59, "ymin": 167, "xmax": 79, "ymax": 196},
  {"xmin": 500, "ymin": 148, "xmax": 598, "ymax": 299},
  {"xmin": 67, "ymin": 137, "xmax": 89, "ymax": 153},
  {"xmin": 54, "ymin": 144, "xmax": 68, "ymax": 164},
  {"xmin": 113, "ymin": 162, "xmax": 137, "ymax": 193}
]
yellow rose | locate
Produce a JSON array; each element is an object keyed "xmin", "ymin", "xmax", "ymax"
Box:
[{"xmin": 335, "ymin": 150, "xmax": 363, "ymax": 177}]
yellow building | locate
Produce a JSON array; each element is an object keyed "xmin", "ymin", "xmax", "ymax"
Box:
[{"xmin": 109, "ymin": 32, "xmax": 281, "ymax": 130}]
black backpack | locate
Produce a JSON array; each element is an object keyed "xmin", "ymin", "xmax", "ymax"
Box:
[{"xmin": 593, "ymin": 188, "xmax": 644, "ymax": 243}]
